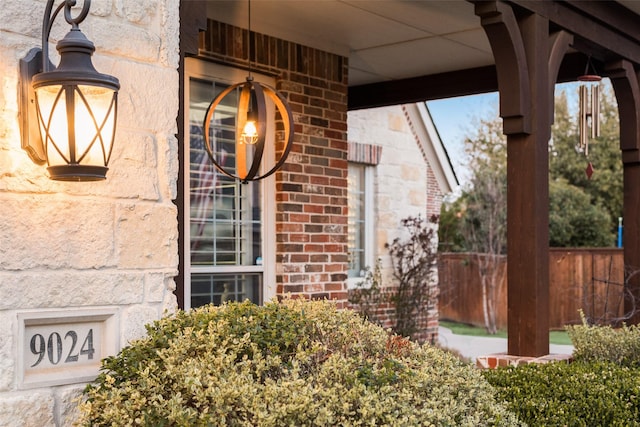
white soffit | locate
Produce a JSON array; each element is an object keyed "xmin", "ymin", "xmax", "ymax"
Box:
[
  {"xmin": 206, "ymin": 0, "xmax": 639, "ymax": 87},
  {"xmin": 206, "ymin": 0, "xmax": 491, "ymax": 86}
]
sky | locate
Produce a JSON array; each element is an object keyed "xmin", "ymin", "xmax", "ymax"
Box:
[
  {"xmin": 427, "ymin": 82, "xmax": 584, "ymax": 187},
  {"xmin": 427, "ymin": 92, "xmax": 499, "ymax": 186}
]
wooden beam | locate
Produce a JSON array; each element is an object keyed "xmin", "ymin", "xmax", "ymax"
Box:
[
  {"xmin": 348, "ymin": 52, "xmax": 596, "ymax": 111},
  {"xmin": 511, "ymin": 0, "xmax": 640, "ymax": 64},
  {"xmin": 348, "ymin": 66, "xmax": 498, "ymax": 111},
  {"xmin": 475, "ymin": 0, "xmax": 531, "ymax": 134}
]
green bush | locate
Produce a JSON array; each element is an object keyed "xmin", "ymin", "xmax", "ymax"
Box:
[
  {"xmin": 483, "ymin": 361, "xmax": 640, "ymax": 426},
  {"xmin": 566, "ymin": 313, "xmax": 640, "ymax": 367},
  {"xmin": 79, "ymin": 299, "xmax": 520, "ymax": 426}
]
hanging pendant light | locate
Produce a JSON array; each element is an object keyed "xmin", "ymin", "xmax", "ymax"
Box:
[
  {"xmin": 202, "ymin": 0, "xmax": 294, "ymax": 183},
  {"xmin": 577, "ymin": 56, "xmax": 601, "ymax": 179}
]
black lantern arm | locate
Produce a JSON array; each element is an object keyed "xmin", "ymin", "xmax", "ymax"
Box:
[{"xmin": 42, "ymin": 0, "xmax": 92, "ymax": 73}]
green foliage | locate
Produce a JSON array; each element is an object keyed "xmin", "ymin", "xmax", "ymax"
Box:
[
  {"xmin": 549, "ymin": 179, "xmax": 614, "ymax": 247},
  {"xmin": 79, "ymin": 299, "xmax": 520, "ymax": 426},
  {"xmin": 459, "ymin": 117, "xmax": 507, "ymax": 256},
  {"xmin": 438, "ymin": 115, "xmax": 507, "ymax": 255},
  {"xmin": 566, "ymin": 313, "xmax": 640, "ymax": 367},
  {"xmin": 438, "ymin": 196, "xmax": 468, "ymax": 252},
  {"xmin": 484, "ymin": 361, "xmax": 640, "ymax": 426},
  {"xmin": 351, "ymin": 215, "xmax": 439, "ymax": 341},
  {"xmin": 485, "ymin": 315, "xmax": 640, "ymax": 426},
  {"xmin": 440, "ymin": 82, "xmax": 622, "ymax": 249},
  {"xmin": 550, "ymin": 85, "xmax": 622, "ymax": 233},
  {"xmin": 386, "ymin": 215, "xmax": 439, "ymax": 339}
]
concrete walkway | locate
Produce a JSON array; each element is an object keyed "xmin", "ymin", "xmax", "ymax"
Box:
[{"xmin": 438, "ymin": 327, "xmax": 574, "ymax": 362}]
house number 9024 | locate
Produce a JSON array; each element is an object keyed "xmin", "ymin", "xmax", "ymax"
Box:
[
  {"xmin": 19, "ymin": 310, "xmax": 116, "ymax": 389},
  {"xmin": 29, "ymin": 329, "xmax": 95, "ymax": 367}
]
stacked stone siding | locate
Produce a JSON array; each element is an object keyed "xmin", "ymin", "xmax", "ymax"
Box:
[
  {"xmin": 0, "ymin": 1, "xmax": 179, "ymax": 425},
  {"xmin": 198, "ymin": 20, "xmax": 350, "ymax": 306},
  {"xmin": 347, "ymin": 105, "xmax": 442, "ymax": 343}
]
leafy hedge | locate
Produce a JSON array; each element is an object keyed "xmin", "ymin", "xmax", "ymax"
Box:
[
  {"xmin": 483, "ymin": 361, "xmax": 640, "ymax": 426},
  {"xmin": 79, "ymin": 299, "xmax": 520, "ymax": 426},
  {"xmin": 566, "ymin": 314, "xmax": 640, "ymax": 367},
  {"xmin": 484, "ymin": 315, "xmax": 640, "ymax": 426}
]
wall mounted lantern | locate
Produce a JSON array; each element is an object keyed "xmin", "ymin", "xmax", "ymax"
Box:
[
  {"xmin": 19, "ymin": 0, "xmax": 119, "ymax": 181},
  {"xmin": 202, "ymin": 0, "xmax": 294, "ymax": 183}
]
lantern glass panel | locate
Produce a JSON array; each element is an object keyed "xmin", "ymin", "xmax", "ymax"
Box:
[{"xmin": 35, "ymin": 83, "xmax": 116, "ymax": 167}]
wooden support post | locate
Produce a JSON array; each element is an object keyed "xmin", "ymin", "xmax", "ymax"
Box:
[
  {"xmin": 607, "ymin": 60, "xmax": 640, "ymax": 323},
  {"xmin": 475, "ymin": 1, "xmax": 571, "ymax": 356},
  {"xmin": 506, "ymin": 13, "xmax": 550, "ymax": 357}
]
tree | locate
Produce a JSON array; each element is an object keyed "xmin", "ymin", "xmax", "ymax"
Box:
[
  {"xmin": 550, "ymin": 83, "xmax": 623, "ymax": 236},
  {"xmin": 440, "ymin": 81, "xmax": 621, "ymax": 252},
  {"xmin": 438, "ymin": 83, "xmax": 622, "ymax": 333},
  {"xmin": 350, "ymin": 215, "xmax": 440, "ymax": 342},
  {"xmin": 549, "ymin": 179, "xmax": 614, "ymax": 247},
  {"xmin": 386, "ymin": 215, "xmax": 439, "ymax": 339},
  {"xmin": 438, "ymin": 195, "xmax": 468, "ymax": 252},
  {"xmin": 456, "ymin": 116, "xmax": 507, "ymax": 334}
]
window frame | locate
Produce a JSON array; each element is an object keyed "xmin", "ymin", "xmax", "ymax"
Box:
[
  {"xmin": 347, "ymin": 162, "xmax": 375, "ymax": 289},
  {"xmin": 183, "ymin": 58, "xmax": 276, "ymax": 310}
]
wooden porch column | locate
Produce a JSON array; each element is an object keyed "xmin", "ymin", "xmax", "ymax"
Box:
[
  {"xmin": 475, "ymin": 2, "xmax": 571, "ymax": 356},
  {"xmin": 607, "ymin": 60, "xmax": 640, "ymax": 324}
]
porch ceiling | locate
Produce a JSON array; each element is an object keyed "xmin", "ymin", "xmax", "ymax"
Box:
[
  {"xmin": 209, "ymin": 0, "xmax": 490, "ymax": 86},
  {"xmin": 206, "ymin": 0, "xmax": 640, "ymax": 108}
]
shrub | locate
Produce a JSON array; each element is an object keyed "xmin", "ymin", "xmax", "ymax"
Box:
[
  {"xmin": 350, "ymin": 215, "xmax": 439, "ymax": 342},
  {"xmin": 483, "ymin": 361, "xmax": 640, "ymax": 426},
  {"xmin": 566, "ymin": 312, "xmax": 640, "ymax": 367},
  {"xmin": 79, "ymin": 299, "xmax": 520, "ymax": 426}
]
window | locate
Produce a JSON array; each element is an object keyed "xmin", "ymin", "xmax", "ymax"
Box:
[
  {"xmin": 347, "ymin": 163, "xmax": 374, "ymax": 284},
  {"xmin": 184, "ymin": 60, "xmax": 275, "ymax": 309}
]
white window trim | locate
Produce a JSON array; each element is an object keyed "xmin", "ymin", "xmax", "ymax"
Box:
[
  {"xmin": 347, "ymin": 164, "xmax": 375, "ymax": 290},
  {"xmin": 183, "ymin": 58, "xmax": 276, "ymax": 310}
]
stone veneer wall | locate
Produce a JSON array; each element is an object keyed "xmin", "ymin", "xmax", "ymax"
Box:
[
  {"xmin": 347, "ymin": 105, "xmax": 441, "ymax": 343},
  {"xmin": 198, "ymin": 20, "xmax": 350, "ymax": 306},
  {"xmin": 0, "ymin": 1, "xmax": 179, "ymax": 425}
]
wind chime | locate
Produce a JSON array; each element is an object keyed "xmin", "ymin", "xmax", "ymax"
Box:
[{"xmin": 578, "ymin": 57, "xmax": 601, "ymax": 179}]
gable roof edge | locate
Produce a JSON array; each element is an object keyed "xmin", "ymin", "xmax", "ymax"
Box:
[{"xmin": 402, "ymin": 103, "xmax": 459, "ymax": 194}]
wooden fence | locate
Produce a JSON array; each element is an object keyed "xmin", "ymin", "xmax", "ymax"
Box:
[{"xmin": 438, "ymin": 248, "xmax": 626, "ymax": 330}]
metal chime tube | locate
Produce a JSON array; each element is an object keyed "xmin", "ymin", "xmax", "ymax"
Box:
[
  {"xmin": 578, "ymin": 82, "xmax": 601, "ymax": 157},
  {"xmin": 592, "ymin": 84, "xmax": 600, "ymax": 139},
  {"xmin": 579, "ymin": 84, "xmax": 588, "ymax": 155}
]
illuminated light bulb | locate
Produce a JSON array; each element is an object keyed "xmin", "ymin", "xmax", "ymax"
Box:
[{"xmin": 241, "ymin": 117, "xmax": 258, "ymax": 145}]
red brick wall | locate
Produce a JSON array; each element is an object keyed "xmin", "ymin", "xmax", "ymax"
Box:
[
  {"xmin": 349, "ymin": 290, "xmax": 438, "ymax": 344},
  {"xmin": 425, "ymin": 165, "xmax": 443, "ymax": 218},
  {"xmin": 199, "ymin": 20, "xmax": 350, "ymax": 306}
]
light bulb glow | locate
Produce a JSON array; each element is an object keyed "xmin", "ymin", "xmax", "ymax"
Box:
[
  {"xmin": 35, "ymin": 84, "xmax": 117, "ymax": 167},
  {"xmin": 241, "ymin": 119, "xmax": 259, "ymax": 145}
]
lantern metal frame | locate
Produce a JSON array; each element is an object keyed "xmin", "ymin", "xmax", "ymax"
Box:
[
  {"xmin": 202, "ymin": 76, "xmax": 294, "ymax": 183},
  {"xmin": 19, "ymin": 0, "xmax": 120, "ymax": 181},
  {"xmin": 201, "ymin": 0, "xmax": 294, "ymax": 184}
]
